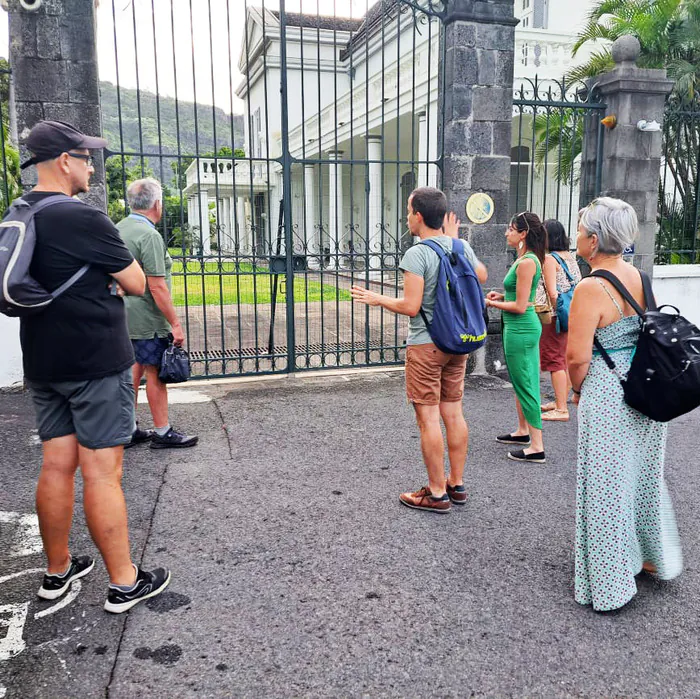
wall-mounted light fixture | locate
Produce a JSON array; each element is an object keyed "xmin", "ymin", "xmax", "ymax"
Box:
[
  {"xmin": 601, "ymin": 115, "xmax": 617, "ymax": 129},
  {"xmin": 637, "ymin": 119, "xmax": 661, "ymax": 132}
]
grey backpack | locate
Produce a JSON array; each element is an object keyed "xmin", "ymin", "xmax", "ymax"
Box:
[{"xmin": 0, "ymin": 195, "xmax": 89, "ymax": 317}]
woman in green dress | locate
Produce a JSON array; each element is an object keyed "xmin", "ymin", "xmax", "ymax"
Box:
[{"xmin": 486, "ymin": 212, "xmax": 548, "ymax": 463}]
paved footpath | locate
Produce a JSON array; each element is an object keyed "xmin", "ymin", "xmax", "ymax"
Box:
[{"xmin": 1, "ymin": 370, "xmax": 699, "ymax": 698}]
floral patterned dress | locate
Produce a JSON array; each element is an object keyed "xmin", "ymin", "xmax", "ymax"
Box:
[{"xmin": 575, "ymin": 291, "xmax": 683, "ymax": 612}]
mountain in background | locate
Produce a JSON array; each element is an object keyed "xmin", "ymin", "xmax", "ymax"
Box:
[{"xmin": 100, "ymin": 82, "xmax": 245, "ymax": 185}]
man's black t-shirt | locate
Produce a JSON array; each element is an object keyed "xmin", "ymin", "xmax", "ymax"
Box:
[{"xmin": 19, "ymin": 191, "xmax": 135, "ymax": 382}]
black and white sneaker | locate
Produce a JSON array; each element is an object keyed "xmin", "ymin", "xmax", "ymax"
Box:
[
  {"xmin": 37, "ymin": 555, "xmax": 95, "ymax": 600},
  {"xmin": 104, "ymin": 566, "xmax": 171, "ymax": 614},
  {"xmin": 124, "ymin": 427, "xmax": 154, "ymax": 449},
  {"xmin": 150, "ymin": 428, "xmax": 198, "ymax": 449}
]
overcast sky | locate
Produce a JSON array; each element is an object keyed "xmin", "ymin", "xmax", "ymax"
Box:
[{"xmin": 0, "ymin": 0, "xmax": 371, "ymax": 115}]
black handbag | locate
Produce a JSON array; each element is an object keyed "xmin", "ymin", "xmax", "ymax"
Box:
[
  {"xmin": 591, "ymin": 269, "xmax": 700, "ymax": 422},
  {"xmin": 158, "ymin": 340, "xmax": 191, "ymax": 384}
]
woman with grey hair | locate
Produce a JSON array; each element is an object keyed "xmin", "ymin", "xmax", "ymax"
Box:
[{"xmin": 567, "ymin": 197, "xmax": 683, "ymax": 612}]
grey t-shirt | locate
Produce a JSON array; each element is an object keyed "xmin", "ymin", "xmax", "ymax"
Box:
[{"xmin": 399, "ymin": 235, "xmax": 480, "ymax": 345}]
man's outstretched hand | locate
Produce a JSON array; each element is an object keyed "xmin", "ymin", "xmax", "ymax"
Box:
[{"xmin": 351, "ymin": 285, "xmax": 382, "ymax": 307}]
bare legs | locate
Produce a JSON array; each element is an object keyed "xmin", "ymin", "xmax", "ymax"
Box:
[
  {"xmin": 551, "ymin": 369, "xmax": 569, "ymax": 412},
  {"xmin": 514, "ymin": 397, "xmax": 545, "ymax": 454},
  {"xmin": 36, "ymin": 436, "xmax": 136, "ymax": 586},
  {"xmin": 132, "ymin": 362, "xmax": 169, "ymax": 428},
  {"xmin": 413, "ymin": 400, "xmax": 468, "ymax": 495}
]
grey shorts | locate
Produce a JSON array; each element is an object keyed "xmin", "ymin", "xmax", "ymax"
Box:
[{"xmin": 27, "ymin": 367, "xmax": 136, "ymax": 449}]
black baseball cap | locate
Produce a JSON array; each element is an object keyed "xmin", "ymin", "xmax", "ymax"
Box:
[{"xmin": 20, "ymin": 120, "xmax": 108, "ymax": 170}]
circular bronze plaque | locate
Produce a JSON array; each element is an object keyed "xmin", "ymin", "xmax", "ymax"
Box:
[{"xmin": 466, "ymin": 192, "xmax": 495, "ymax": 224}]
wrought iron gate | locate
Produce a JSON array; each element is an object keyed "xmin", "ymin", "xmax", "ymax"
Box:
[
  {"xmin": 101, "ymin": 0, "xmax": 446, "ymax": 378},
  {"xmin": 511, "ymin": 76, "xmax": 606, "ymax": 238}
]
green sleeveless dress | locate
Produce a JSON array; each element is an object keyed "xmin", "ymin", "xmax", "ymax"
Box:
[{"xmin": 502, "ymin": 252, "xmax": 542, "ymax": 429}]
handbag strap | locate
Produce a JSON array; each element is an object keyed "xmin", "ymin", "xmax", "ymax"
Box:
[{"xmin": 550, "ymin": 252, "xmax": 575, "ymax": 284}]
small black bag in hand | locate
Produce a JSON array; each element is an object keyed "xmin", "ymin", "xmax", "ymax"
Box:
[
  {"xmin": 591, "ymin": 269, "xmax": 700, "ymax": 422},
  {"xmin": 159, "ymin": 338, "xmax": 191, "ymax": 384}
]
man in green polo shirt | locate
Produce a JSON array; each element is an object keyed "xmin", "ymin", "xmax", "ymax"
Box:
[{"xmin": 117, "ymin": 178, "xmax": 198, "ymax": 449}]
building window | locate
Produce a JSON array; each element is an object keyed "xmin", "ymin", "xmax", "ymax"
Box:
[
  {"xmin": 523, "ymin": 16, "xmax": 529, "ymax": 27},
  {"xmin": 522, "ymin": 0, "xmax": 530, "ymax": 9}
]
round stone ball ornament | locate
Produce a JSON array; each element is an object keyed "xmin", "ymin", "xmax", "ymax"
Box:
[{"xmin": 465, "ymin": 192, "xmax": 495, "ymax": 224}]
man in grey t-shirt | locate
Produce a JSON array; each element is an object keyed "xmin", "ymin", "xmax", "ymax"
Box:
[{"xmin": 352, "ymin": 187, "xmax": 487, "ymax": 514}]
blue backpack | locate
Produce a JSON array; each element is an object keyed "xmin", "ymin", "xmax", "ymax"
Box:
[
  {"xmin": 550, "ymin": 252, "xmax": 577, "ymax": 333},
  {"xmin": 418, "ymin": 238, "xmax": 487, "ymax": 354}
]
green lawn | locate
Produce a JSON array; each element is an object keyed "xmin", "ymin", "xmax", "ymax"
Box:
[{"xmin": 169, "ymin": 255, "xmax": 351, "ymax": 307}]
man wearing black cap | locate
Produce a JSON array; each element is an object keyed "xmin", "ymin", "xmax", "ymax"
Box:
[{"xmin": 20, "ymin": 120, "xmax": 171, "ymax": 613}]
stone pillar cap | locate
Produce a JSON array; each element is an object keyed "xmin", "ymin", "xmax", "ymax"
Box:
[{"xmin": 611, "ymin": 35, "xmax": 641, "ymax": 66}]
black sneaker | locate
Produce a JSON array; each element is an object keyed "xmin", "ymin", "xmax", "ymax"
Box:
[
  {"xmin": 496, "ymin": 433, "xmax": 531, "ymax": 445},
  {"xmin": 507, "ymin": 449, "xmax": 546, "ymax": 464},
  {"xmin": 37, "ymin": 555, "xmax": 95, "ymax": 600},
  {"xmin": 124, "ymin": 427, "xmax": 154, "ymax": 449},
  {"xmin": 104, "ymin": 566, "xmax": 171, "ymax": 614},
  {"xmin": 150, "ymin": 428, "xmax": 198, "ymax": 449}
]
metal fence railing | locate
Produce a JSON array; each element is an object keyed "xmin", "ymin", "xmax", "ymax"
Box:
[
  {"xmin": 657, "ymin": 104, "xmax": 700, "ymax": 264},
  {"xmin": 100, "ymin": 0, "xmax": 445, "ymax": 379},
  {"xmin": 511, "ymin": 77, "xmax": 606, "ymax": 241},
  {"xmin": 0, "ymin": 65, "xmax": 20, "ymax": 213}
]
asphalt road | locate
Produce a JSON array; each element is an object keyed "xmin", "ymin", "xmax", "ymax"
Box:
[{"xmin": 1, "ymin": 370, "xmax": 699, "ymax": 698}]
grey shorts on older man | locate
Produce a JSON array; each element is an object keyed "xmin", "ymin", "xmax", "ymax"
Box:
[{"xmin": 27, "ymin": 367, "xmax": 135, "ymax": 448}]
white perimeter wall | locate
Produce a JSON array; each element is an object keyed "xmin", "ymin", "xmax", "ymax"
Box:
[
  {"xmin": 0, "ymin": 316, "xmax": 22, "ymax": 387},
  {"xmin": 652, "ymin": 265, "xmax": 700, "ymax": 329}
]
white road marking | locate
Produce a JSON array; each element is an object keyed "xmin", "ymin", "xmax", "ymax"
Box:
[
  {"xmin": 34, "ymin": 581, "xmax": 82, "ymax": 620},
  {"xmin": 0, "ymin": 512, "xmax": 42, "ymax": 558},
  {"xmin": 0, "ymin": 603, "xmax": 29, "ymax": 661},
  {"xmin": 137, "ymin": 386, "xmax": 211, "ymax": 403},
  {"xmin": 0, "ymin": 569, "xmax": 43, "ymax": 585}
]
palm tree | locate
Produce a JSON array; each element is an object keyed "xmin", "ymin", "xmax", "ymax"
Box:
[{"xmin": 534, "ymin": 0, "xmax": 700, "ymax": 261}]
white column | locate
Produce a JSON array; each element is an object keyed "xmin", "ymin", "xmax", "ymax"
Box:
[
  {"xmin": 304, "ymin": 163, "xmax": 320, "ymax": 269},
  {"xmin": 188, "ymin": 196, "xmax": 198, "ymax": 252},
  {"xmin": 197, "ymin": 189, "xmax": 210, "ymax": 256},
  {"xmin": 427, "ymin": 101, "xmax": 439, "ymax": 188},
  {"xmin": 328, "ymin": 150, "xmax": 344, "ymax": 269},
  {"xmin": 236, "ymin": 196, "xmax": 248, "ymax": 254},
  {"xmin": 417, "ymin": 112, "xmax": 428, "ymax": 187},
  {"xmin": 367, "ymin": 135, "xmax": 383, "ymax": 270}
]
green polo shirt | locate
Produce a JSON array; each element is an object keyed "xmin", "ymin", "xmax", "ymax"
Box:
[{"xmin": 116, "ymin": 214, "xmax": 173, "ymax": 340}]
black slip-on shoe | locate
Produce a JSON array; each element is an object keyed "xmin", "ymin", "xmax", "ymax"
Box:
[
  {"xmin": 507, "ymin": 449, "xmax": 546, "ymax": 464},
  {"xmin": 104, "ymin": 566, "xmax": 171, "ymax": 614},
  {"xmin": 124, "ymin": 427, "xmax": 154, "ymax": 449},
  {"xmin": 496, "ymin": 433, "xmax": 531, "ymax": 445},
  {"xmin": 37, "ymin": 555, "xmax": 95, "ymax": 600},
  {"xmin": 149, "ymin": 428, "xmax": 198, "ymax": 449}
]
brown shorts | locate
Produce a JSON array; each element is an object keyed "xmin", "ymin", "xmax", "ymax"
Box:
[{"xmin": 405, "ymin": 343, "xmax": 468, "ymax": 405}]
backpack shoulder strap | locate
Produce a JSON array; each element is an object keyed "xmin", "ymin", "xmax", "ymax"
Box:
[
  {"xmin": 550, "ymin": 252, "xmax": 575, "ymax": 283},
  {"xmin": 27, "ymin": 194, "xmax": 79, "ymax": 214},
  {"xmin": 639, "ymin": 269, "xmax": 658, "ymax": 312},
  {"xmin": 419, "ymin": 238, "xmax": 447, "ymax": 258},
  {"xmin": 589, "ymin": 269, "xmax": 645, "ymax": 317}
]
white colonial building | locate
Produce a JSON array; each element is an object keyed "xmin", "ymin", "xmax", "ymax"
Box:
[{"xmin": 184, "ymin": 0, "xmax": 600, "ymax": 263}]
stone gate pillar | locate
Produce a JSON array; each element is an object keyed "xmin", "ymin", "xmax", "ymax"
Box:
[
  {"xmin": 9, "ymin": 0, "xmax": 107, "ymax": 212},
  {"xmin": 579, "ymin": 36, "xmax": 673, "ymax": 274},
  {"xmin": 440, "ymin": 0, "xmax": 518, "ymax": 372}
]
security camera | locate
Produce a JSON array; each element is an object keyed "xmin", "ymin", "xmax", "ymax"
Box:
[
  {"xmin": 19, "ymin": 0, "xmax": 43, "ymax": 9},
  {"xmin": 637, "ymin": 119, "xmax": 661, "ymax": 132}
]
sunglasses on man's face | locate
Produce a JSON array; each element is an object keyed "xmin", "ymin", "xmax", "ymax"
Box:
[{"xmin": 67, "ymin": 152, "xmax": 94, "ymax": 167}]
